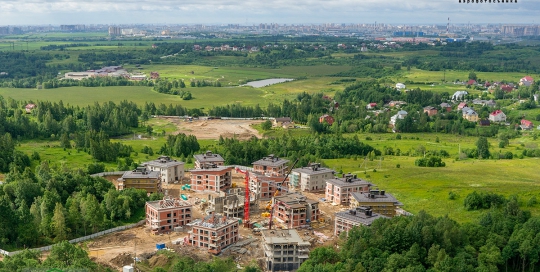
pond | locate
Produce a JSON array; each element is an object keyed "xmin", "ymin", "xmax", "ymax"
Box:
[{"xmin": 243, "ymin": 78, "xmax": 294, "ymax": 88}]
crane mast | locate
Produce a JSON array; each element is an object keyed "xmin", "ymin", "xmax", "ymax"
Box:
[{"xmin": 235, "ymin": 167, "xmax": 251, "ymax": 227}]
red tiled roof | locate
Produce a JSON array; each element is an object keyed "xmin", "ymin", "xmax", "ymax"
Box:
[
  {"xmin": 490, "ymin": 110, "xmax": 503, "ymax": 116},
  {"xmin": 521, "ymin": 119, "xmax": 533, "ymax": 126},
  {"xmin": 521, "ymin": 76, "xmax": 534, "ymax": 82}
]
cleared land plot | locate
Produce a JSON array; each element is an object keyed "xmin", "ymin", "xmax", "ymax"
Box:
[{"xmin": 166, "ymin": 118, "xmax": 263, "ymax": 140}]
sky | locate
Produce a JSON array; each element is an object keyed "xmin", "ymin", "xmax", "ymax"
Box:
[{"xmin": 0, "ymin": 0, "xmax": 538, "ymax": 26}]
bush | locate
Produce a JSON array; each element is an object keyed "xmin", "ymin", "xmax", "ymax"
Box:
[
  {"xmin": 464, "ymin": 191, "xmax": 506, "ymax": 210},
  {"xmin": 527, "ymin": 196, "xmax": 537, "ymax": 207},
  {"xmin": 448, "ymin": 191, "xmax": 458, "ymax": 200},
  {"xmin": 396, "ymin": 164, "xmax": 400, "ymax": 168},
  {"xmin": 415, "ymin": 156, "xmax": 446, "ymax": 167}
]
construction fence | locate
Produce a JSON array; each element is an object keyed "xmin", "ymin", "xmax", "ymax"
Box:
[{"xmin": 0, "ymin": 219, "xmax": 146, "ymax": 257}]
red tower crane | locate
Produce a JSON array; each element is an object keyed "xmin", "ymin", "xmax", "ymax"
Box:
[{"xmin": 235, "ymin": 167, "xmax": 251, "ymax": 228}]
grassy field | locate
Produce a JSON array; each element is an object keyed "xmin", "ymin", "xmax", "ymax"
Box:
[{"xmin": 324, "ymin": 156, "xmax": 540, "ymax": 223}]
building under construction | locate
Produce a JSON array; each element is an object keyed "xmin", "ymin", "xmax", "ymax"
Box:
[
  {"xmin": 271, "ymin": 192, "xmax": 320, "ymax": 228},
  {"xmin": 290, "ymin": 163, "xmax": 335, "ymax": 192},
  {"xmin": 325, "ymin": 173, "xmax": 373, "ymax": 206},
  {"xmin": 187, "ymin": 213, "xmax": 239, "ymax": 254},
  {"xmin": 190, "ymin": 163, "xmax": 232, "ymax": 193},
  {"xmin": 207, "ymin": 188, "xmax": 252, "ymax": 218},
  {"xmin": 261, "ymin": 229, "xmax": 310, "ymax": 272},
  {"xmin": 145, "ymin": 196, "xmax": 192, "ymax": 234}
]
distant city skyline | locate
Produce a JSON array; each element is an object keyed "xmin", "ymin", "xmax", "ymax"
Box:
[{"xmin": 0, "ymin": 0, "xmax": 538, "ymax": 26}]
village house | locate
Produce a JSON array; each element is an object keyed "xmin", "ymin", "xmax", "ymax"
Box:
[
  {"xmin": 395, "ymin": 83, "xmax": 406, "ymax": 90},
  {"xmin": 457, "ymin": 102, "xmax": 468, "ymax": 111},
  {"xmin": 142, "ymin": 156, "xmax": 184, "ymax": 184},
  {"xmin": 466, "ymin": 79, "xmax": 477, "ymax": 86},
  {"xmin": 489, "ymin": 110, "xmax": 507, "ymax": 123},
  {"xmin": 463, "ymin": 109, "xmax": 479, "ymax": 122},
  {"xmin": 290, "ymin": 163, "xmax": 335, "ymax": 192},
  {"xmin": 145, "ymin": 196, "xmax": 192, "ymax": 234},
  {"xmin": 366, "ymin": 103, "xmax": 377, "ymax": 110},
  {"xmin": 190, "ymin": 163, "xmax": 232, "ymax": 193},
  {"xmin": 440, "ymin": 102, "xmax": 452, "ymax": 112},
  {"xmin": 261, "ymin": 229, "xmax": 310, "ymax": 272},
  {"xmin": 187, "ymin": 214, "xmax": 239, "ymax": 254},
  {"xmin": 271, "ymin": 192, "xmax": 320, "ymax": 228},
  {"xmin": 389, "ymin": 110, "xmax": 408, "ymax": 128},
  {"xmin": 25, "ymin": 103, "xmax": 36, "ymax": 114},
  {"xmin": 452, "ymin": 91, "xmax": 468, "ymax": 100},
  {"xmin": 273, "ymin": 117, "xmax": 292, "ymax": 127},
  {"xmin": 350, "ymin": 189, "xmax": 403, "ymax": 217},
  {"xmin": 478, "ymin": 120, "xmax": 491, "ymax": 127},
  {"xmin": 388, "ymin": 101, "xmax": 407, "ymax": 108},
  {"xmin": 325, "ymin": 173, "xmax": 373, "ymax": 206},
  {"xmin": 150, "ymin": 72, "xmax": 160, "ymax": 79},
  {"xmin": 193, "ymin": 151, "xmax": 225, "ymax": 169},
  {"xmin": 520, "ymin": 76, "xmax": 534, "ymax": 87},
  {"xmin": 521, "ymin": 119, "xmax": 534, "ymax": 130},
  {"xmin": 117, "ymin": 167, "xmax": 161, "ymax": 193},
  {"xmin": 319, "ymin": 114, "xmax": 334, "ymax": 125},
  {"xmin": 334, "ymin": 206, "xmax": 388, "ymax": 236},
  {"xmin": 423, "ymin": 106, "xmax": 438, "ymax": 116}
]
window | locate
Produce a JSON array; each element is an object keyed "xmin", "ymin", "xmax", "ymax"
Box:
[{"xmin": 167, "ymin": 213, "xmax": 171, "ymax": 217}]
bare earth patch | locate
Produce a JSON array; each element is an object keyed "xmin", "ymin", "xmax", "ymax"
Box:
[{"xmin": 162, "ymin": 117, "xmax": 264, "ymax": 140}]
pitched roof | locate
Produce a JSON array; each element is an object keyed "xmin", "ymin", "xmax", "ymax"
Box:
[
  {"xmin": 490, "ymin": 110, "xmax": 504, "ymax": 116},
  {"xmin": 521, "ymin": 76, "xmax": 534, "ymax": 82}
]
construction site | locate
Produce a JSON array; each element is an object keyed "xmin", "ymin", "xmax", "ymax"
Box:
[{"xmin": 83, "ymin": 156, "xmax": 348, "ymax": 272}]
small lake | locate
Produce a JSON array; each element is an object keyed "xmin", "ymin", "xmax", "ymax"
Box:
[{"xmin": 243, "ymin": 78, "xmax": 294, "ymax": 88}]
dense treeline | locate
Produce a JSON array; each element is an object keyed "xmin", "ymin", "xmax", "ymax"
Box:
[
  {"xmin": 214, "ymin": 134, "xmax": 379, "ymax": 166},
  {"xmin": 0, "ymin": 97, "xmax": 139, "ymax": 139},
  {"xmin": 299, "ymin": 198, "xmax": 537, "ymax": 272},
  {"xmin": 0, "ymin": 162, "xmax": 150, "ymax": 249},
  {"xmin": 159, "ymin": 133, "xmax": 201, "ymax": 158}
]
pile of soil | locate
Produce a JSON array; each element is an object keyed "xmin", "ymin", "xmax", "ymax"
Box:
[
  {"xmin": 110, "ymin": 253, "xmax": 133, "ymax": 267},
  {"xmin": 148, "ymin": 254, "xmax": 169, "ymax": 267}
]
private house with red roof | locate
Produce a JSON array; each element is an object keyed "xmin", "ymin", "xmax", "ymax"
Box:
[
  {"xmin": 319, "ymin": 114, "xmax": 335, "ymax": 125},
  {"xmin": 489, "ymin": 110, "xmax": 506, "ymax": 123},
  {"xmin": 366, "ymin": 103, "xmax": 377, "ymax": 110},
  {"xmin": 521, "ymin": 119, "xmax": 534, "ymax": 130},
  {"xmin": 501, "ymin": 85, "xmax": 514, "ymax": 92},
  {"xmin": 457, "ymin": 102, "xmax": 468, "ymax": 111},
  {"xmin": 520, "ymin": 76, "xmax": 534, "ymax": 87},
  {"xmin": 467, "ymin": 79, "xmax": 477, "ymax": 85}
]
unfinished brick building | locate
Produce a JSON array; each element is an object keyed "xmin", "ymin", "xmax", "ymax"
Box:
[
  {"xmin": 145, "ymin": 196, "xmax": 192, "ymax": 234},
  {"xmin": 207, "ymin": 188, "xmax": 248, "ymax": 218},
  {"xmin": 190, "ymin": 163, "xmax": 232, "ymax": 193},
  {"xmin": 334, "ymin": 206, "xmax": 388, "ymax": 236},
  {"xmin": 325, "ymin": 173, "xmax": 373, "ymax": 206},
  {"xmin": 187, "ymin": 214, "xmax": 239, "ymax": 254},
  {"xmin": 117, "ymin": 167, "xmax": 161, "ymax": 193},
  {"xmin": 271, "ymin": 193, "xmax": 320, "ymax": 228},
  {"xmin": 249, "ymin": 173, "xmax": 286, "ymax": 200}
]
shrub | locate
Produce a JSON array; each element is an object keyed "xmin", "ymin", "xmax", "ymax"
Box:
[
  {"xmin": 448, "ymin": 191, "xmax": 458, "ymax": 200},
  {"xmin": 415, "ymin": 156, "xmax": 446, "ymax": 167},
  {"xmin": 464, "ymin": 191, "xmax": 506, "ymax": 210},
  {"xmin": 396, "ymin": 164, "xmax": 400, "ymax": 168}
]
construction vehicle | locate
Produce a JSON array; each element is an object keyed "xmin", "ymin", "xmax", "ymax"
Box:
[{"xmin": 235, "ymin": 167, "xmax": 251, "ymax": 228}]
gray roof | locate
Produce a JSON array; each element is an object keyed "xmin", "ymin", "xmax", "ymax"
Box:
[
  {"xmin": 440, "ymin": 102, "xmax": 452, "ymax": 107},
  {"xmin": 252, "ymin": 154, "xmax": 289, "ymax": 167},
  {"xmin": 351, "ymin": 191, "xmax": 403, "ymax": 205},
  {"xmin": 194, "ymin": 151, "xmax": 225, "ymax": 163},
  {"xmin": 326, "ymin": 175, "xmax": 373, "ymax": 187},
  {"xmin": 120, "ymin": 169, "xmax": 160, "ymax": 179},
  {"xmin": 292, "ymin": 166, "xmax": 334, "ymax": 175},
  {"xmin": 261, "ymin": 229, "xmax": 309, "ymax": 245},
  {"xmin": 143, "ymin": 156, "xmax": 184, "ymax": 168},
  {"xmin": 336, "ymin": 209, "xmax": 388, "ymax": 226}
]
